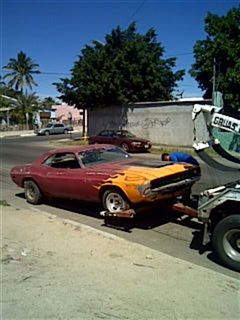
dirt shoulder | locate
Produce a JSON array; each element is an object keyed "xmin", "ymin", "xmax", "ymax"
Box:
[{"xmin": 1, "ymin": 205, "xmax": 240, "ymax": 320}]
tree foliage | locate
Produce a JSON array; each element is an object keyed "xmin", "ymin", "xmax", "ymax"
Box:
[
  {"xmin": 11, "ymin": 92, "xmax": 40, "ymax": 125},
  {"xmin": 3, "ymin": 51, "xmax": 40, "ymax": 93},
  {"xmin": 55, "ymin": 23, "xmax": 185, "ymax": 108},
  {"xmin": 41, "ymin": 96, "xmax": 57, "ymax": 109},
  {"xmin": 190, "ymin": 6, "xmax": 240, "ymax": 111}
]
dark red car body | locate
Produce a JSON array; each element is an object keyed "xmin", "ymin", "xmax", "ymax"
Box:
[
  {"xmin": 10, "ymin": 145, "xmax": 200, "ymax": 210},
  {"xmin": 89, "ymin": 129, "xmax": 152, "ymax": 152}
]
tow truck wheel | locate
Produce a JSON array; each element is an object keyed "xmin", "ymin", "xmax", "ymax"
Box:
[
  {"xmin": 212, "ymin": 215, "xmax": 240, "ymax": 272},
  {"xmin": 102, "ymin": 189, "xmax": 130, "ymax": 213}
]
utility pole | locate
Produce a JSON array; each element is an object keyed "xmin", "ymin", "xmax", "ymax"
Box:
[{"xmin": 212, "ymin": 57, "xmax": 216, "ymax": 103}]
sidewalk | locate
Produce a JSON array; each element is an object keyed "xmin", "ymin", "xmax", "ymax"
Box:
[
  {"xmin": 1, "ymin": 205, "xmax": 239, "ymax": 319},
  {"xmin": 0, "ymin": 129, "xmax": 36, "ymax": 138}
]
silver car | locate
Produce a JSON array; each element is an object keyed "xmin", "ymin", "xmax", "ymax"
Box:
[{"xmin": 35, "ymin": 123, "xmax": 73, "ymax": 136}]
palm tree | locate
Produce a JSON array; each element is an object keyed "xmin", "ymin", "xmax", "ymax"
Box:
[
  {"xmin": 3, "ymin": 51, "xmax": 40, "ymax": 93},
  {"xmin": 41, "ymin": 96, "xmax": 57, "ymax": 109},
  {"xmin": 12, "ymin": 92, "xmax": 40, "ymax": 128}
]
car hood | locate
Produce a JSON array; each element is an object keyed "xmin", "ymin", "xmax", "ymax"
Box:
[{"xmin": 91, "ymin": 158, "xmax": 196, "ymax": 183}]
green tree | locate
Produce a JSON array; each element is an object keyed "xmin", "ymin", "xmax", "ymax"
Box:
[
  {"xmin": 190, "ymin": 6, "xmax": 240, "ymax": 112},
  {"xmin": 55, "ymin": 23, "xmax": 185, "ymax": 109},
  {"xmin": 3, "ymin": 51, "xmax": 40, "ymax": 93},
  {"xmin": 12, "ymin": 92, "xmax": 40, "ymax": 128},
  {"xmin": 41, "ymin": 96, "xmax": 57, "ymax": 109}
]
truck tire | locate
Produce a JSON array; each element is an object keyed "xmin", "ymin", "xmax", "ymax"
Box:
[{"xmin": 212, "ymin": 215, "xmax": 240, "ymax": 272}]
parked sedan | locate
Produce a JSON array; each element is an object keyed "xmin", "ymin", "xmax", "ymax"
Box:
[
  {"xmin": 89, "ymin": 129, "xmax": 151, "ymax": 152},
  {"xmin": 35, "ymin": 123, "xmax": 73, "ymax": 136},
  {"xmin": 10, "ymin": 145, "xmax": 200, "ymax": 214}
]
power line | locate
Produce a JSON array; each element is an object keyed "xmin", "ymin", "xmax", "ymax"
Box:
[
  {"xmin": 38, "ymin": 72, "xmax": 71, "ymax": 76},
  {"xmin": 164, "ymin": 52, "xmax": 193, "ymax": 58},
  {"xmin": 1, "ymin": 69, "xmax": 71, "ymax": 76},
  {"xmin": 125, "ymin": 0, "xmax": 146, "ymax": 26},
  {"xmin": 1, "ymin": 50, "xmax": 194, "ymax": 77}
]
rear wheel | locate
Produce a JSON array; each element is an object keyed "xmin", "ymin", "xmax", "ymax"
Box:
[
  {"xmin": 24, "ymin": 180, "xmax": 43, "ymax": 204},
  {"xmin": 121, "ymin": 142, "xmax": 129, "ymax": 152},
  {"xmin": 212, "ymin": 215, "xmax": 240, "ymax": 272},
  {"xmin": 102, "ymin": 189, "xmax": 130, "ymax": 213}
]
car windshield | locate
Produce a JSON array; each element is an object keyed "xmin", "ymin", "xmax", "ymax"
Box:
[
  {"xmin": 116, "ymin": 130, "xmax": 136, "ymax": 138},
  {"xmin": 46, "ymin": 123, "xmax": 52, "ymax": 128},
  {"xmin": 78, "ymin": 147, "xmax": 131, "ymax": 167}
]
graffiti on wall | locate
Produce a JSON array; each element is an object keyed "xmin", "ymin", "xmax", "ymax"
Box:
[
  {"xmin": 102, "ymin": 117, "xmax": 171, "ymax": 130},
  {"xmin": 140, "ymin": 117, "xmax": 171, "ymax": 129}
]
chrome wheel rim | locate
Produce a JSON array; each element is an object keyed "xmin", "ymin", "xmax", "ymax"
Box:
[
  {"xmin": 26, "ymin": 184, "xmax": 36, "ymax": 202},
  {"xmin": 223, "ymin": 229, "xmax": 240, "ymax": 262},
  {"xmin": 105, "ymin": 192, "xmax": 129, "ymax": 212}
]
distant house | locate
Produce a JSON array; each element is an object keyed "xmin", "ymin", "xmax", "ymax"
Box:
[{"xmin": 52, "ymin": 104, "xmax": 83, "ymax": 125}]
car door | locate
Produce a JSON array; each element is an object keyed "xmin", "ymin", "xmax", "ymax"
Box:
[
  {"xmin": 98, "ymin": 130, "xmax": 118, "ymax": 145},
  {"xmin": 94, "ymin": 130, "xmax": 112, "ymax": 144},
  {"xmin": 39, "ymin": 152, "xmax": 90, "ymax": 199},
  {"xmin": 54, "ymin": 124, "xmax": 65, "ymax": 134}
]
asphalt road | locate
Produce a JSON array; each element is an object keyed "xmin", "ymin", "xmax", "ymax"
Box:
[{"xmin": 1, "ymin": 134, "xmax": 240, "ymax": 279}]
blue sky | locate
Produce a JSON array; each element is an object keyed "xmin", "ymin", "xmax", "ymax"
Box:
[{"xmin": 1, "ymin": 0, "xmax": 239, "ymax": 101}]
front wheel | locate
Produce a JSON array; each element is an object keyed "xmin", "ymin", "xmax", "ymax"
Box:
[
  {"xmin": 102, "ymin": 189, "xmax": 130, "ymax": 213},
  {"xmin": 44, "ymin": 130, "xmax": 50, "ymax": 136},
  {"xmin": 24, "ymin": 180, "xmax": 43, "ymax": 204},
  {"xmin": 64, "ymin": 129, "xmax": 68, "ymax": 134},
  {"xmin": 212, "ymin": 215, "xmax": 240, "ymax": 272}
]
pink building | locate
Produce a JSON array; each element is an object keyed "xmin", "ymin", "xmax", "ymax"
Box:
[{"xmin": 52, "ymin": 104, "xmax": 83, "ymax": 125}]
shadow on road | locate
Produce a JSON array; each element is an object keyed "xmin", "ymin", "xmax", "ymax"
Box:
[{"xmin": 16, "ymin": 191, "xmax": 204, "ymax": 248}]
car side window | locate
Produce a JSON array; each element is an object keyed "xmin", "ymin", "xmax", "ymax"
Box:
[
  {"xmin": 43, "ymin": 153, "xmax": 81, "ymax": 169},
  {"xmin": 109, "ymin": 130, "xmax": 116, "ymax": 137},
  {"xmin": 99, "ymin": 130, "xmax": 109, "ymax": 137},
  {"xmin": 54, "ymin": 124, "xmax": 64, "ymax": 128}
]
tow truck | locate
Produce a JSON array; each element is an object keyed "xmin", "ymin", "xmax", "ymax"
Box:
[
  {"xmin": 165, "ymin": 103, "xmax": 239, "ymax": 271},
  {"xmin": 102, "ymin": 103, "xmax": 240, "ymax": 272},
  {"xmin": 187, "ymin": 103, "xmax": 240, "ymax": 272}
]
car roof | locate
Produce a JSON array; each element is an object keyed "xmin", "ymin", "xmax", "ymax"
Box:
[
  {"xmin": 50, "ymin": 144, "xmax": 116, "ymax": 153},
  {"xmin": 33, "ymin": 144, "xmax": 121, "ymax": 165},
  {"xmin": 34, "ymin": 144, "xmax": 120, "ymax": 164}
]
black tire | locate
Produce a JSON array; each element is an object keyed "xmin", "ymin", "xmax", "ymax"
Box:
[
  {"xmin": 24, "ymin": 180, "xmax": 43, "ymax": 204},
  {"xmin": 64, "ymin": 129, "xmax": 68, "ymax": 134},
  {"xmin": 102, "ymin": 189, "xmax": 130, "ymax": 213},
  {"xmin": 212, "ymin": 215, "xmax": 240, "ymax": 272},
  {"xmin": 120, "ymin": 142, "xmax": 129, "ymax": 152},
  {"xmin": 44, "ymin": 130, "xmax": 50, "ymax": 136}
]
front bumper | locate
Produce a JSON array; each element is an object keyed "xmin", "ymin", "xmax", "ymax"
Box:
[
  {"xmin": 142, "ymin": 176, "xmax": 200, "ymax": 202},
  {"xmin": 130, "ymin": 144, "xmax": 152, "ymax": 151}
]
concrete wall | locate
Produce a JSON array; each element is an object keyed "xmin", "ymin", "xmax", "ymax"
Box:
[{"xmin": 88, "ymin": 101, "xmax": 209, "ymax": 147}]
